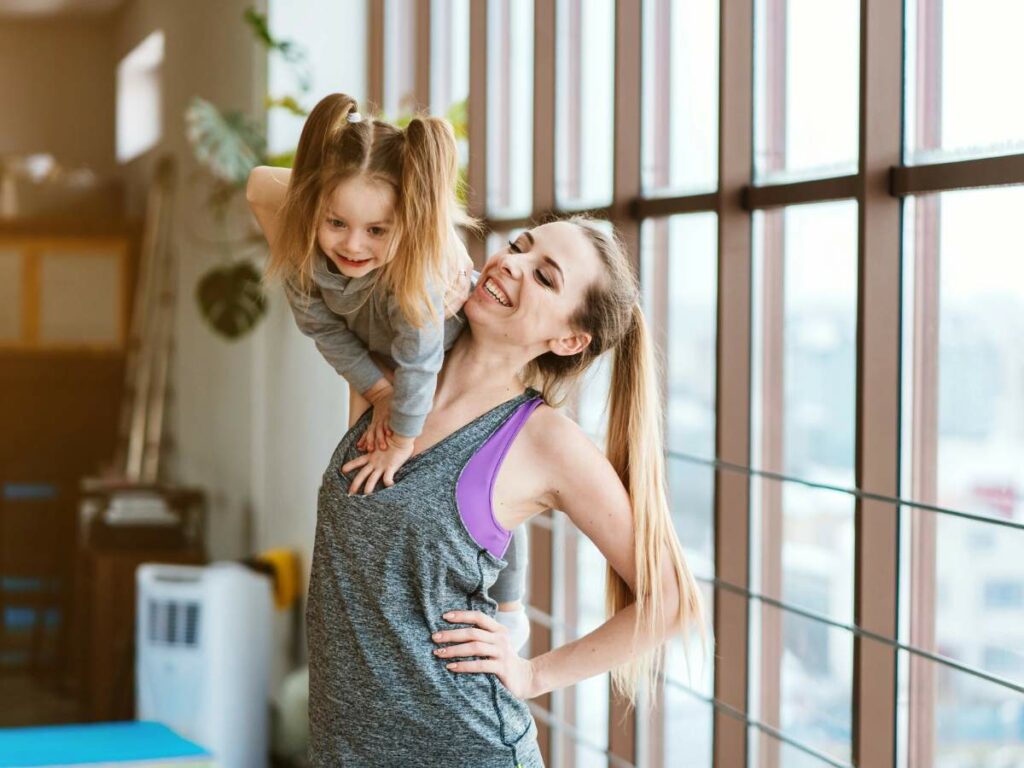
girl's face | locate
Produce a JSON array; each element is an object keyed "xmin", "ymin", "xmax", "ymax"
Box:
[
  {"xmin": 464, "ymin": 221, "xmax": 602, "ymax": 358},
  {"xmin": 317, "ymin": 174, "xmax": 396, "ymax": 277}
]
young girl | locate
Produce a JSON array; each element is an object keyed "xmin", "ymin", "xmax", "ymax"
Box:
[{"xmin": 246, "ymin": 93, "xmax": 529, "ymax": 648}]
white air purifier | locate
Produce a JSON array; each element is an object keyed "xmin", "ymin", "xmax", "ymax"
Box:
[{"xmin": 136, "ymin": 562, "xmax": 273, "ymax": 768}]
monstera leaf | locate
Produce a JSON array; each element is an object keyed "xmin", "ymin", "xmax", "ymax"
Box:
[
  {"xmin": 196, "ymin": 260, "xmax": 266, "ymax": 339},
  {"xmin": 185, "ymin": 97, "xmax": 265, "ymax": 186}
]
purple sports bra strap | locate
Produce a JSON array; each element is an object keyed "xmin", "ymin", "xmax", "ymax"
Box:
[{"xmin": 455, "ymin": 396, "xmax": 544, "ymax": 559}]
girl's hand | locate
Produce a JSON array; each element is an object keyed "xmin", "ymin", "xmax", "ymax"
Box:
[
  {"xmin": 341, "ymin": 433, "xmax": 415, "ymax": 494},
  {"xmin": 432, "ymin": 610, "xmax": 539, "ymax": 700},
  {"xmin": 443, "ymin": 250, "xmax": 475, "ymax": 318},
  {"xmin": 357, "ymin": 381, "xmax": 394, "ymax": 452}
]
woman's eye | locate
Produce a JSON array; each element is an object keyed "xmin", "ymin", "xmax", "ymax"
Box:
[
  {"xmin": 369, "ymin": 227, "xmax": 386, "ymax": 237},
  {"xmin": 535, "ymin": 269, "xmax": 552, "ymax": 288},
  {"xmin": 507, "ymin": 239, "xmax": 522, "ymax": 253},
  {"xmin": 330, "ymin": 219, "xmax": 345, "ymax": 228}
]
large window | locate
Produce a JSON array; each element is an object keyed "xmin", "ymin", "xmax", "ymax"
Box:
[
  {"xmin": 899, "ymin": 187, "xmax": 1024, "ymax": 767},
  {"xmin": 364, "ymin": 1, "xmax": 1024, "ymax": 765}
]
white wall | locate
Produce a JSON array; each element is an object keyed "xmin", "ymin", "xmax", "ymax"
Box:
[{"xmin": 114, "ymin": 0, "xmax": 367, "ymax": 686}]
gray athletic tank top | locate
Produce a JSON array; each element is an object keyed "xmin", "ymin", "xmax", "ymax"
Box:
[{"xmin": 307, "ymin": 388, "xmax": 545, "ymax": 767}]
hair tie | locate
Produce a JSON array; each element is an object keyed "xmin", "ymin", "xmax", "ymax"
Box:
[{"xmin": 346, "ymin": 111, "xmax": 363, "ymax": 124}]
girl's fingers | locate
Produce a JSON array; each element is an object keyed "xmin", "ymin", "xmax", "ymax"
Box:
[
  {"xmin": 434, "ymin": 640, "xmax": 496, "ymax": 659},
  {"xmin": 383, "ymin": 468, "xmax": 396, "ymax": 487},
  {"xmin": 441, "ymin": 610, "xmax": 504, "ymax": 634},
  {"xmin": 363, "ymin": 468, "xmax": 384, "ymax": 495},
  {"xmin": 348, "ymin": 464, "xmax": 374, "ymax": 495},
  {"xmin": 341, "ymin": 454, "xmax": 370, "ymax": 474}
]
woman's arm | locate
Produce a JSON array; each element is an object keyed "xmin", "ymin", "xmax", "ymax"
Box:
[
  {"xmin": 246, "ymin": 165, "xmax": 292, "ymax": 247},
  {"xmin": 434, "ymin": 407, "xmax": 684, "ymax": 698}
]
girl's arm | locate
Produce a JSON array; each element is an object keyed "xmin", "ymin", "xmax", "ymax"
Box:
[
  {"xmin": 246, "ymin": 166, "xmax": 292, "ymax": 248},
  {"xmin": 434, "ymin": 407, "xmax": 684, "ymax": 698}
]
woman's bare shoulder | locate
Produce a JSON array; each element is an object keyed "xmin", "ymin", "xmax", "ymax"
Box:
[{"xmin": 520, "ymin": 401, "xmax": 606, "ymax": 470}]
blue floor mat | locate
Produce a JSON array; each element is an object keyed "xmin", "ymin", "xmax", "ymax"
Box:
[{"xmin": 0, "ymin": 721, "xmax": 210, "ymax": 766}]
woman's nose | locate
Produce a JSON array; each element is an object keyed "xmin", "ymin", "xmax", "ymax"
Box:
[{"xmin": 499, "ymin": 253, "xmax": 522, "ymax": 278}]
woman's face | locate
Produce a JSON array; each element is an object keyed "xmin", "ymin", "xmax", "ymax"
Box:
[
  {"xmin": 316, "ymin": 174, "xmax": 396, "ymax": 277},
  {"xmin": 464, "ymin": 221, "xmax": 603, "ymax": 357}
]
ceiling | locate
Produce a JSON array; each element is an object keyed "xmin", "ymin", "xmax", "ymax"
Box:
[{"xmin": 0, "ymin": 0, "xmax": 124, "ymax": 17}]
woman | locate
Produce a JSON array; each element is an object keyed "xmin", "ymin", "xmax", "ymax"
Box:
[{"xmin": 307, "ymin": 218, "xmax": 703, "ymax": 766}]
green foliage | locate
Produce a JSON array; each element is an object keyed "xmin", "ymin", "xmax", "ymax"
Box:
[
  {"xmin": 186, "ymin": 7, "xmax": 470, "ymax": 340},
  {"xmin": 195, "ymin": 261, "xmax": 267, "ymax": 339}
]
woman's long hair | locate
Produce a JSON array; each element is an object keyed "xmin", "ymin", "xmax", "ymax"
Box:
[{"xmin": 523, "ymin": 217, "xmax": 705, "ymax": 706}]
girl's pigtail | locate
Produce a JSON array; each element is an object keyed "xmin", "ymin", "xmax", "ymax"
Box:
[
  {"xmin": 266, "ymin": 93, "xmax": 362, "ymax": 290},
  {"xmin": 386, "ymin": 116, "xmax": 461, "ymax": 327}
]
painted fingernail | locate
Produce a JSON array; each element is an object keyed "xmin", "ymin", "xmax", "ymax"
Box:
[
  {"xmin": 434, "ymin": 648, "xmax": 444, "ymax": 656},
  {"xmin": 447, "ymin": 663, "xmax": 458, "ymax": 670}
]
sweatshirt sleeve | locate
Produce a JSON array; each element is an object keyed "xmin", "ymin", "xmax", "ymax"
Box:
[
  {"xmin": 386, "ymin": 282, "xmax": 446, "ymax": 438},
  {"xmin": 283, "ymin": 277, "xmax": 384, "ymax": 394}
]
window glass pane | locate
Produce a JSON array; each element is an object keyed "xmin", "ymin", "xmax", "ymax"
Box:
[
  {"xmin": 430, "ymin": 0, "xmax": 470, "ymax": 182},
  {"xmin": 905, "ymin": 0, "xmax": 1024, "ymax": 164},
  {"xmin": 431, "ymin": 0, "xmax": 469, "ymax": 116},
  {"xmin": 573, "ymin": 528, "xmax": 610, "ymax": 768},
  {"xmin": 754, "ymin": 0, "xmax": 860, "ymax": 182},
  {"xmin": 749, "ymin": 728, "xmax": 853, "ymax": 768},
  {"xmin": 664, "ymin": 583, "xmax": 715, "ymax": 768},
  {"xmin": 749, "ymin": 201, "xmax": 857, "ymax": 765},
  {"xmin": 642, "ymin": 213, "xmax": 716, "ymax": 766},
  {"xmin": 555, "ymin": 0, "xmax": 614, "ymax": 209},
  {"xmin": 487, "ymin": 0, "xmax": 534, "ymax": 217},
  {"xmin": 749, "ymin": 603, "xmax": 854, "ymax": 765},
  {"xmin": 384, "ymin": 0, "xmax": 417, "ymax": 115},
  {"xmin": 267, "ymin": 0, "xmax": 367, "ymax": 155},
  {"xmin": 116, "ymin": 31, "xmax": 164, "ymax": 163},
  {"xmin": 897, "ymin": 650, "xmax": 1024, "ymax": 768},
  {"xmin": 642, "ymin": 0, "xmax": 719, "ymax": 195},
  {"xmin": 899, "ymin": 188, "xmax": 1024, "ymax": 766}
]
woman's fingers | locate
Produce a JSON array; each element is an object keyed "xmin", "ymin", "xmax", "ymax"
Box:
[
  {"xmin": 441, "ymin": 610, "xmax": 505, "ymax": 634},
  {"xmin": 433, "ymin": 640, "xmax": 496, "ymax": 659},
  {"xmin": 445, "ymin": 659, "xmax": 499, "ymax": 674},
  {"xmin": 432, "ymin": 627, "xmax": 492, "ymax": 645}
]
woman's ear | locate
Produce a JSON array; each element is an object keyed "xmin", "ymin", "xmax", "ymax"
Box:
[{"xmin": 549, "ymin": 331, "xmax": 592, "ymax": 358}]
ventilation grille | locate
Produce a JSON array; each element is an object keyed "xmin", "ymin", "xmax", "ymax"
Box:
[{"xmin": 147, "ymin": 599, "xmax": 200, "ymax": 646}]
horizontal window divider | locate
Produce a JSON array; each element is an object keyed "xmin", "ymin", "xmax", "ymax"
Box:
[
  {"xmin": 667, "ymin": 449, "xmax": 1024, "ymax": 533},
  {"xmin": 527, "ymin": 703, "xmax": 637, "ymax": 768},
  {"xmin": 891, "ymin": 152, "xmax": 1024, "ymax": 196},
  {"xmin": 632, "ymin": 192, "xmax": 720, "ymax": 217},
  {"xmin": 698, "ymin": 575, "xmax": 1024, "ymax": 697},
  {"xmin": 484, "ymin": 206, "xmax": 615, "ymax": 233},
  {"xmin": 743, "ymin": 174, "xmax": 859, "ymax": 209},
  {"xmin": 665, "ymin": 677, "xmax": 854, "ymax": 768}
]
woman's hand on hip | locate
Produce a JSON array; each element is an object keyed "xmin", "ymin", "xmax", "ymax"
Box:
[{"xmin": 432, "ymin": 610, "xmax": 539, "ymax": 700}]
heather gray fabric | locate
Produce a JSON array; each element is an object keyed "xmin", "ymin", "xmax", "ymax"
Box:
[
  {"xmin": 283, "ymin": 258, "xmax": 459, "ymax": 438},
  {"xmin": 287, "ymin": 257, "xmax": 527, "ymax": 603},
  {"xmin": 307, "ymin": 389, "xmax": 544, "ymax": 767}
]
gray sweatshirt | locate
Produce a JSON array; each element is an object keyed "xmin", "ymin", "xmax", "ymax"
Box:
[{"xmin": 283, "ymin": 252, "xmax": 467, "ymax": 438}]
